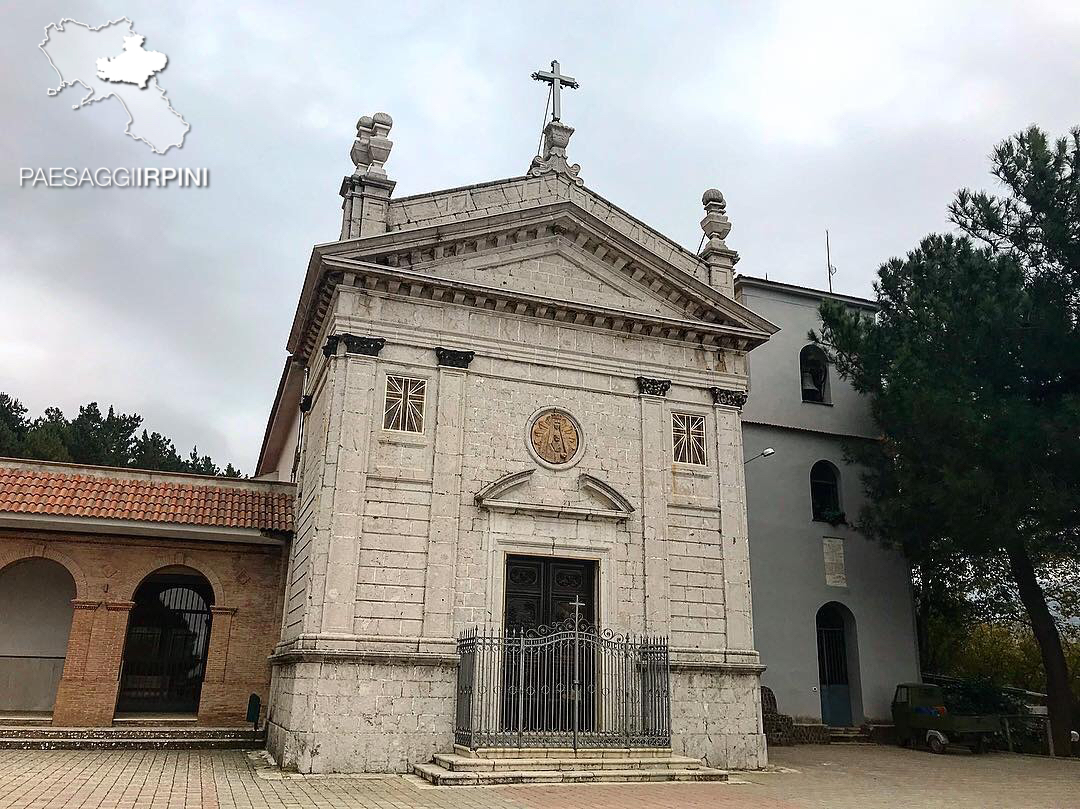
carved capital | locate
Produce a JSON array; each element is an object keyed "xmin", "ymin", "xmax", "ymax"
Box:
[
  {"xmin": 323, "ymin": 334, "xmax": 385, "ymax": 358},
  {"xmin": 636, "ymin": 377, "xmax": 671, "ymax": 397},
  {"xmin": 710, "ymin": 387, "xmax": 748, "ymax": 409},
  {"xmin": 435, "ymin": 347, "xmax": 475, "ymax": 368},
  {"xmin": 342, "ymin": 335, "xmax": 386, "ymax": 356}
]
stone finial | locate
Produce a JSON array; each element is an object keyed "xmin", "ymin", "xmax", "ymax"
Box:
[
  {"xmin": 699, "ymin": 187, "xmax": 739, "ymax": 295},
  {"xmin": 350, "ymin": 112, "xmax": 394, "ymax": 179},
  {"xmin": 700, "ymin": 188, "xmax": 731, "ymax": 243},
  {"xmin": 528, "ymin": 120, "xmax": 584, "ymax": 186},
  {"xmin": 341, "ymin": 112, "xmax": 397, "ymax": 239}
]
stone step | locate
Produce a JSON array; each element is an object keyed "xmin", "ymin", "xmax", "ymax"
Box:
[
  {"xmin": 0, "ymin": 726, "xmax": 260, "ymax": 740},
  {"xmin": 0, "ymin": 736, "xmax": 263, "ymax": 751},
  {"xmin": 433, "ymin": 752, "xmax": 707, "ymax": 772},
  {"xmin": 0, "ymin": 726, "xmax": 264, "ymax": 750},
  {"xmin": 456, "ymin": 745, "xmax": 674, "ymax": 759},
  {"xmin": 828, "ymin": 727, "xmax": 873, "ymax": 744},
  {"xmin": 412, "ymin": 762, "xmax": 729, "ymax": 786}
]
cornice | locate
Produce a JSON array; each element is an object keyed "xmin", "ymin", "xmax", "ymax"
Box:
[{"xmin": 294, "ymin": 257, "xmax": 771, "ymax": 363}]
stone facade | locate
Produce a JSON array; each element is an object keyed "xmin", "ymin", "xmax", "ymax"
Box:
[{"xmin": 263, "ymin": 113, "xmax": 778, "ymax": 773}]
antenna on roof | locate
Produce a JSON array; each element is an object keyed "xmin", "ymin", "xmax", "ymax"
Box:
[{"xmin": 826, "ymin": 230, "xmax": 837, "ymax": 293}]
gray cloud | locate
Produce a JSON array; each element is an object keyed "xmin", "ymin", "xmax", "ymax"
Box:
[{"xmin": 2, "ymin": 0, "xmax": 1078, "ymax": 471}]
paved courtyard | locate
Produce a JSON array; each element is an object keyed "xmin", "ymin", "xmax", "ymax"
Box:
[{"xmin": 0, "ymin": 744, "xmax": 1077, "ymax": 809}]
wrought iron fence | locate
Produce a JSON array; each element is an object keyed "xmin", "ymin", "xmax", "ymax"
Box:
[{"xmin": 455, "ymin": 618, "xmax": 671, "ymax": 750}]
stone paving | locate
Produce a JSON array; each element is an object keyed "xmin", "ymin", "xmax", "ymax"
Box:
[{"xmin": 0, "ymin": 745, "xmax": 1077, "ymax": 809}]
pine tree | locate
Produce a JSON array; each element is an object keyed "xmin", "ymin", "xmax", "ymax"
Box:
[{"xmin": 815, "ymin": 126, "xmax": 1080, "ymax": 754}]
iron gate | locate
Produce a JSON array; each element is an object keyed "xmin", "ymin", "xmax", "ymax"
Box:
[
  {"xmin": 116, "ymin": 575, "xmax": 214, "ymax": 713},
  {"xmin": 454, "ymin": 617, "xmax": 671, "ymax": 749}
]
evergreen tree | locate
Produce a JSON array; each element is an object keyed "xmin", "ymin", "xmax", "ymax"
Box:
[
  {"xmin": 0, "ymin": 393, "xmax": 242, "ymax": 478},
  {"xmin": 815, "ymin": 126, "xmax": 1080, "ymax": 754},
  {"xmin": 0, "ymin": 394, "xmax": 29, "ymax": 457}
]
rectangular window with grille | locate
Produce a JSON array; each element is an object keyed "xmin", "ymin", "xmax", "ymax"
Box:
[
  {"xmin": 383, "ymin": 375, "xmax": 426, "ymax": 433},
  {"xmin": 672, "ymin": 412, "xmax": 707, "ymax": 466}
]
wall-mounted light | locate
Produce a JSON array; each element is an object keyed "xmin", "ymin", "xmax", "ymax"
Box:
[{"xmin": 744, "ymin": 447, "xmax": 775, "ymax": 465}]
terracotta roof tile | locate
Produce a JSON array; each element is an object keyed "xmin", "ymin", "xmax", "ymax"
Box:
[{"xmin": 0, "ymin": 467, "xmax": 293, "ymax": 534}]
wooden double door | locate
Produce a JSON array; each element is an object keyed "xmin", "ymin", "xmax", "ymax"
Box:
[
  {"xmin": 503, "ymin": 555, "xmax": 596, "ymax": 630},
  {"xmin": 501, "ymin": 555, "xmax": 598, "ymax": 740}
]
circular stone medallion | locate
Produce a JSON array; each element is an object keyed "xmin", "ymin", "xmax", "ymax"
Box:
[{"xmin": 529, "ymin": 409, "xmax": 581, "ymax": 467}]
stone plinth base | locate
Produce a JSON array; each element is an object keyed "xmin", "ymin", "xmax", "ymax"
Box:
[
  {"xmin": 266, "ymin": 655, "xmax": 457, "ymax": 774},
  {"xmin": 669, "ymin": 666, "xmax": 767, "ymax": 770}
]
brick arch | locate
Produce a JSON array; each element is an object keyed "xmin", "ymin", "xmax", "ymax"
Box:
[
  {"xmin": 123, "ymin": 558, "xmax": 228, "ymax": 606},
  {"xmin": 0, "ymin": 545, "xmax": 89, "ymax": 600}
]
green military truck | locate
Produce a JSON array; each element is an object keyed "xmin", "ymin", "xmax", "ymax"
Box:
[{"xmin": 891, "ymin": 683, "xmax": 1002, "ymax": 754}]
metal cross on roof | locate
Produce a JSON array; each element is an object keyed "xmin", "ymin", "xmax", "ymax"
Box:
[{"xmin": 532, "ymin": 59, "xmax": 579, "ymax": 122}]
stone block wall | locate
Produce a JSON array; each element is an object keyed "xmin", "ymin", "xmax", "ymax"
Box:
[
  {"xmin": 670, "ymin": 667, "xmax": 766, "ymax": 770},
  {"xmin": 268, "ymin": 658, "xmax": 456, "ymax": 773}
]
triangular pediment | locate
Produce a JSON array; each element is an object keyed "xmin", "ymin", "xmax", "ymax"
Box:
[
  {"xmin": 428, "ymin": 241, "xmax": 696, "ymax": 321},
  {"xmin": 289, "ymin": 186, "xmax": 778, "ymax": 358},
  {"xmin": 325, "ymin": 203, "xmax": 772, "ymax": 327}
]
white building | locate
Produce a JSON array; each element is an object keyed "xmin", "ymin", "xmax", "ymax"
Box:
[{"xmin": 736, "ymin": 276, "xmax": 920, "ymax": 728}]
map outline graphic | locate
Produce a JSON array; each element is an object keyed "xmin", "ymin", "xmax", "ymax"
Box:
[{"xmin": 39, "ymin": 17, "xmax": 190, "ymax": 155}]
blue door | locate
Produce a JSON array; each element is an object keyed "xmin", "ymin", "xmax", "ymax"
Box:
[{"xmin": 817, "ymin": 606, "xmax": 853, "ymax": 726}]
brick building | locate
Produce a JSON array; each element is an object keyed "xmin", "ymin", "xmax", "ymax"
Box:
[{"xmin": 0, "ymin": 460, "xmax": 292, "ymax": 727}]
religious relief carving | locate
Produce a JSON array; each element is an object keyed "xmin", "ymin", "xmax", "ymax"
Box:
[
  {"xmin": 636, "ymin": 377, "xmax": 671, "ymax": 397},
  {"xmin": 435, "ymin": 347, "xmax": 475, "ymax": 368},
  {"xmin": 554, "ymin": 569, "xmax": 583, "ymax": 589},
  {"xmin": 710, "ymin": 387, "xmax": 748, "ymax": 409},
  {"xmin": 529, "ymin": 409, "xmax": 581, "ymax": 467},
  {"xmin": 508, "ymin": 566, "xmax": 539, "ymax": 587}
]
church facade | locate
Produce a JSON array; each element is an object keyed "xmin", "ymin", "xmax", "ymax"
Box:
[{"xmin": 256, "ymin": 110, "xmax": 778, "ymax": 772}]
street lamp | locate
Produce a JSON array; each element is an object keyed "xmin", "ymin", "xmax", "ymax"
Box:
[{"xmin": 744, "ymin": 447, "xmax": 775, "ymax": 465}]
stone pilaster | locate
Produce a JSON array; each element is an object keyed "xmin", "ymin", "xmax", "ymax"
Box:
[
  {"xmin": 712, "ymin": 396, "xmax": 754, "ymax": 652},
  {"xmin": 637, "ymin": 380, "xmax": 671, "ymax": 635},
  {"xmin": 340, "ymin": 175, "xmax": 396, "ymax": 239},
  {"xmin": 422, "ymin": 364, "xmax": 470, "ymax": 642},
  {"xmin": 314, "ymin": 347, "xmax": 379, "ymax": 635}
]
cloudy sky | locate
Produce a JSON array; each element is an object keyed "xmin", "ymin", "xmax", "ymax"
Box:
[{"xmin": 2, "ymin": 2, "xmax": 1078, "ymax": 472}]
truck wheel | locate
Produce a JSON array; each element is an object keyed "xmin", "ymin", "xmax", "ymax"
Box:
[{"xmin": 928, "ymin": 734, "xmax": 946, "ymax": 754}]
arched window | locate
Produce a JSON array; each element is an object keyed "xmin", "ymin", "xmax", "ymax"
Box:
[
  {"xmin": 800, "ymin": 345, "xmax": 830, "ymax": 403},
  {"xmin": 810, "ymin": 461, "xmax": 842, "ymax": 522}
]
